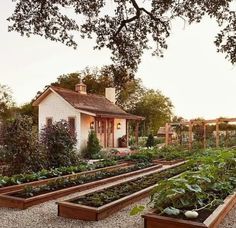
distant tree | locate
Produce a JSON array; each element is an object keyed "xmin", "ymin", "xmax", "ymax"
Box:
[
  {"xmin": 51, "ymin": 72, "xmax": 82, "ymax": 91},
  {"xmin": 16, "ymin": 102, "xmax": 38, "ymax": 126},
  {"xmin": 132, "ymin": 89, "xmax": 173, "ymax": 134},
  {"xmin": 8, "ymin": 0, "xmax": 236, "ymax": 70},
  {"xmin": 172, "ymin": 116, "xmax": 185, "ymax": 123},
  {"xmin": 0, "ymin": 84, "xmax": 14, "ymax": 120},
  {"xmin": 81, "ymin": 67, "xmax": 114, "ymax": 95},
  {"xmin": 51, "ymin": 65, "xmax": 144, "ymax": 110}
]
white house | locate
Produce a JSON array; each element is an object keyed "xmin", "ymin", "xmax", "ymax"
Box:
[{"xmin": 33, "ymin": 83, "xmax": 143, "ymax": 151}]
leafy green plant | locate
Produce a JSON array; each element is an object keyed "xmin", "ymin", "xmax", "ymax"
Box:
[
  {"xmin": 2, "ymin": 115, "xmax": 47, "ymax": 175},
  {"xmin": 15, "ymin": 162, "xmax": 155, "ymax": 198},
  {"xmin": 149, "ymin": 149, "xmax": 236, "ymax": 218},
  {"xmin": 0, "ymin": 159, "xmax": 117, "ymax": 188},
  {"xmin": 130, "ymin": 205, "xmax": 145, "ymax": 216},
  {"xmin": 72, "ymin": 163, "xmax": 189, "ymax": 207},
  {"xmin": 85, "ymin": 130, "xmax": 102, "ymax": 159},
  {"xmin": 139, "ymin": 145, "xmax": 194, "ymax": 161},
  {"xmin": 127, "ymin": 152, "xmax": 154, "ymax": 163},
  {"xmin": 40, "ymin": 120, "xmax": 78, "ymax": 168},
  {"xmin": 146, "ymin": 134, "xmax": 155, "ymax": 148}
]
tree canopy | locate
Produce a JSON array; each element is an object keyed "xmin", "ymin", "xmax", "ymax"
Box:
[
  {"xmin": 50, "ymin": 67, "xmax": 173, "ymax": 134},
  {"xmin": 51, "ymin": 65, "xmax": 144, "ymax": 110},
  {"xmin": 131, "ymin": 89, "xmax": 173, "ymax": 134},
  {"xmin": 8, "ymin": 0, "xmax": 236, "ymax": 70}
]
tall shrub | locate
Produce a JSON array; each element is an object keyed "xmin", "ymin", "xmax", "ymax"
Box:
[
  {"xmin": 40, "ymin": 120, "xmax": 77, "ymax": 168},
  {"xmin": 146, "ymin": 134, "xmax": 154, "ymax": 148},
  {"xmin": 87, "ymin": 130, "xmax": 101, "ymax": 159},
  {"xmin": 2, "ymin": 115, "xmax": 46, "ymax": 175}
]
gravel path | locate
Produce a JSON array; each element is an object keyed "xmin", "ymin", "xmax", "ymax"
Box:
[
  {"xmin": 0, "ymin": 195, "xmax": 235, "ymax": 228},
  {"xmin": 0, "ymin": 194, "xmax": 235, "ymax": 228},
  {"xmin": 0, "ymin": 194, "xmax": 149, "ymax": 228},
  {"xmin": 219, "ymin": 205, "xmax": 236, "ymax": 228}
]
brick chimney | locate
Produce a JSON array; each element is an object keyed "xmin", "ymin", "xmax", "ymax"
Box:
[
  {"xmin": 105, "ymin": 88, "xmax": 116, "ymax": 103},
  {"xmin": 75, "ymin": 80, "xmax": 87, "ymax": 94}
]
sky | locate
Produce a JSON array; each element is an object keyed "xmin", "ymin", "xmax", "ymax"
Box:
[{"xmin": 0, "ymin": 1, "xmax": 236, "ymax": 120}]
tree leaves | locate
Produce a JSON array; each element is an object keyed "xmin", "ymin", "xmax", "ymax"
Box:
[
  {"xmin": 185, "ymin": 184, "xmax": 202, "ymax": 193},
  {"xmin": 132, "ymin": 89, "xmax": 173, "ymax": 133},
  {"xmin": 8, "ymin": 0, "xmax": 236, "ymax": 70}
]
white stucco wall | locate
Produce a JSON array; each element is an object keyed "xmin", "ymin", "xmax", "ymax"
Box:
[
  {"xmin": 80, "ymin": 113, "xmax": 95, "ymax": 150},
  {"xmin": 114, "ymin": 119, "xmax": 126, "ymax": 147},
  {"xmin": 38, "ymin": 92, "xmax": 81, "ymax": 150}
]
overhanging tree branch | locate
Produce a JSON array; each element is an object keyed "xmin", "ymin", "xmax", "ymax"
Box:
[{"xmin": 113, "ymin": 0, "xmax": 169, "ymax": 38}]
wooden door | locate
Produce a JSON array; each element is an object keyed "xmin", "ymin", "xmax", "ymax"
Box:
[
  {"xmin": 107, "ymin": 119, "xmax": 114, "ymax": 148},
  {"xmin": 95, "ymin": 118, "xmax": 114, "ymax": 148},
  {"xmin": 95, "ymin": 119, "xmax": 106, "ymax": 148}
]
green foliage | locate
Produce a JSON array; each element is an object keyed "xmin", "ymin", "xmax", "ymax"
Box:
[
  {"xmin": 40, "ymin": 120, "xmax": 78, "ymax": 168},
  {"xmin": 134, "ymin": 145, "xmax": 191, "ymax": 162},
  {"xmin": 146, "ymin": 134, "xmax": 155, "ymax": 148},
  {"xmin": 9, "ymin": 1, "xmax": 236, "ymax": 70},
  {"xmin": 153, "ymin": 145, "xmax": 191, "ymax": 161},
  {"xmin": 130, "ymin": 205, "xmax": 145, "ymax": 216},
  {"xmin": 131, "ymin": 90, "xmax": 173, "ymax": 134},
  {"xmin": 150, "ymin": 149, "xmax": 236, "ymax": 216},
  {"xmin": 51, "ymin": 66, "xmax": 144, "ymax": 111},
  {"xmin": 0, "ymin": 159, "xmax": 117, "ymax": 188},
  {"xmin": 15, "ymin": 162, "xmax": 154, "ymax": 198},
  {"xmin": 86, "ymin": 131, "xmax": 102, "ymax": 159},
  {"xmin": 2, "ymin": 115, "xmax": 46, "ymax": 175},
  {"xmin": 127, "ymin": 152, "xmax": 154, "ymax": 163},
  {"xmin": 16, "ymin": 102, "xmax": 38, "ymax": 126},
  {"xmin": 72, "ymin": 163, "xmax": 189, "ymax": 207}
]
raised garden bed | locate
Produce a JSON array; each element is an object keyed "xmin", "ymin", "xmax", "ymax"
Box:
[
  {"xmin": 0, "ymin": 163, "xmax": 163, "ymax": 209},
  {"xmin": 0, "ymin": 162, "xmax": 128, "ymax": 194},
  {"xmin": 153, "ymin": 159, "xmax": 184, "ymax": 165},
  {"xmin": 142, "ymin": 150, "xmax": 236, "ymax": 228},
  {"xmin": 57, "ymin": 162, "xmax": 188, "ymax": 221},
  {"xmin": 142, "ymin": 191, "xmax": 236, "ymax": 228}
]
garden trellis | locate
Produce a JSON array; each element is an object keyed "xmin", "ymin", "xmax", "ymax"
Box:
[{"xmin": 165, "ymin": 117, "xmax": 236, "ymax": 150}]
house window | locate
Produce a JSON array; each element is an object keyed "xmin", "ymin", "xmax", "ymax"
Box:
[
  {"xmin": 68, "ymin": 117, "xmax": 76, "ymax": 136},
  {"xmin": 97, "ymin": 120, "xmax": 105, "ymax": 134},
  {"xmin": 46, "ymin": 117, "xmax": 53, "ymax": 127}
]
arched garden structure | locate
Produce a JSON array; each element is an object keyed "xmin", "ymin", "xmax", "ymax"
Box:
[{"xmin": 165, "ymin": 117, "xmax": 236, "ymax": 150}]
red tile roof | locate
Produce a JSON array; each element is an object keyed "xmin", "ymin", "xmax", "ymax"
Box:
[{"xmin": 34, "ymin": 86, "xmax": 144, "ymax": 120}]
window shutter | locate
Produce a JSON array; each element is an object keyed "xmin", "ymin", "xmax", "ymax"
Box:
[{"xmin": 68, "ymin": 117, "xmax": 76, "ymax": 136}]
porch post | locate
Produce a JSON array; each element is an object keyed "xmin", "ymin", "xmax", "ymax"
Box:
[
  {"xmin": 135, "ymin": 121, "xmax": 139, "ymax": 146},
  {"xmin": 104, "ymin": 119, "xmax": 107, "ymax": 148},
  {"xmin": 126, "ymin": 119, "xmax": 129, "ymax": 147},
  {"xmin": 165, "ymin": 123, "xmax": 169, "ymax": 146}
]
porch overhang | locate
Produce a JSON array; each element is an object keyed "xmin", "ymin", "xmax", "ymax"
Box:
[
  {"xmin": 95, "ymin": 113, "xmax": 144, "ymax": 121},
  {"xmin": 78, "ymin": 108, "xmax": 145, "ymax": 121}
]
